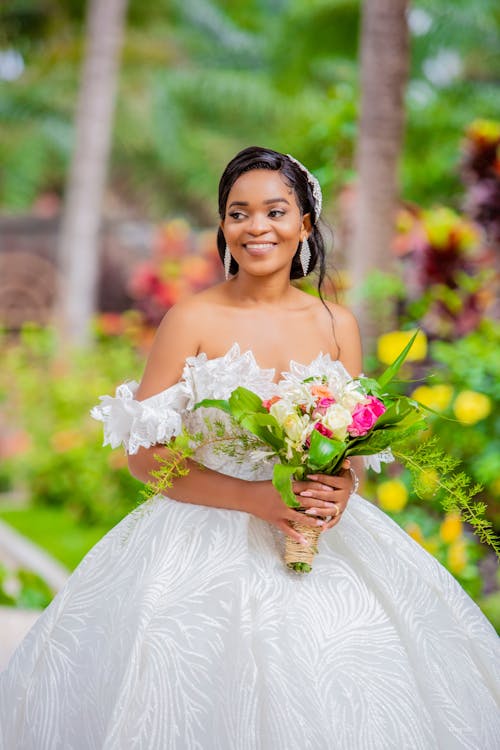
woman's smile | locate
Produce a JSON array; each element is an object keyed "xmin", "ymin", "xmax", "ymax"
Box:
[{"xmin": 243, "ymin": 241, "xmax": 277, "ymax": 255}]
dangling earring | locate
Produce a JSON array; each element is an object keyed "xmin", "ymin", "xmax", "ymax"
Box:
[
  {"xmin": 224, "ymin": 244, "xmax": 232, "ymax": 280},
  {"xmin": 300, "ymin": 238, "xmax": 311, "ymax": 276}
]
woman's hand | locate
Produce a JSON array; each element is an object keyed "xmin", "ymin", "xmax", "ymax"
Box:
[
  {"xmin": 245, "ymin": 481, "xmax": 327, "ymax": 545},
  {"xmin": 292, "ymin": 459, "xmax": 355, "ymax": 531}
]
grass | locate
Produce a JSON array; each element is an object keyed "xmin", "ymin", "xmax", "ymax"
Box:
[{"xmin": 0, "ymin": 506, "xmax": 114, "ymax": 571}]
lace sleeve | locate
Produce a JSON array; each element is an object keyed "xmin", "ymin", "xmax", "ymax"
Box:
[
  {"xmin": 90, "ymin": 380, "xmax": 190, "ymax": 455},
  {"xmin": 363, "ymin": 449, "xmax": 395, "ymax": 473}
]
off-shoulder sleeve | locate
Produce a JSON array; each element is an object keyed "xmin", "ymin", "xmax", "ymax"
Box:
[{"xmin": 90, "ymin": 380, "xmax": 190, "ymax": 455}]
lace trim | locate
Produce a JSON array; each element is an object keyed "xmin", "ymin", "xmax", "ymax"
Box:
[
  {"xmin": 182, "ymin": 343, "xmax": 278, "ymax": 407},
  {"xmin": 363, "ymin": 449, "xmax": 395, "ymax": 473}
]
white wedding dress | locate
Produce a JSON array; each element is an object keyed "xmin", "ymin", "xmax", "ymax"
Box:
[{"xmin": 1, "ymin": 343, "xmax": 499, "ymax": 750}]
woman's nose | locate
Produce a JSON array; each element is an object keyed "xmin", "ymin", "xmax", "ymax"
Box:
[{"xmin": 247, "ymin": 212, "xmax": 270, "ymax": 233}]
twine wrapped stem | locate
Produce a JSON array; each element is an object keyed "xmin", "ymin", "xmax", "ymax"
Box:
[{"xmin": 284, "ymin": 517, "xmax": 322, "ymax": 573}]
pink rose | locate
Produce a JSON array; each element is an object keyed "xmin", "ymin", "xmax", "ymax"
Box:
[
  {"xmin": 366, "ymin": 396, "xmax": 386, "ymax": 417},
  {"xmin": 314, "ymin": 397, "xmax": 336, "ymax": 416},
  {"xmin": 314, "ymin": 421, "xmax": 334, "ymax": 438},
  {"xmin": 305, "ymin": 421, "xmax": 334, "ymax": 448},
  {"xmin": 348, "ymin": 396, "xmax": 386, "ymax": 437}
]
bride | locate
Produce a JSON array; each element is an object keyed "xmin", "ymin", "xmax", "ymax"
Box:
[{"xmin": 1, "ymin": 147, "xmax": 499, "ymax": 750}]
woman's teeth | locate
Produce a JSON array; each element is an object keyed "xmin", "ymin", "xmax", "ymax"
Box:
[{"xmin": 244, "ymin": 243, "xmax": 275, "ymax": 252}]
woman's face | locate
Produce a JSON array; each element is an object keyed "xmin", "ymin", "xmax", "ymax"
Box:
[{"xmin": 220, "ymin": 169, "xmax": 311, "ymax": 277}]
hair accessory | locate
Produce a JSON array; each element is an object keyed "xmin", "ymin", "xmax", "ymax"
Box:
[
  {"xmin": 286, "ymin": 154, "xmax": 323, "ymax": 220},
  {"xmin": 299, "ymin": 238, "xmax": 311, "ymax": 276},
  {"xmin": 224, "ymin": 244, "xmax": 232, "ymax": 280}
]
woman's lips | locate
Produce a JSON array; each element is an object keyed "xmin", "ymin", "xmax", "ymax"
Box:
[{"xmin": 243, "ymin": 242, "xmax": 276, "ymax": 256}]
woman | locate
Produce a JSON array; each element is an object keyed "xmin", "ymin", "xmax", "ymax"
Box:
[{"xmin": 1, "ymin": 147, "xmax": 499, "ymax": 750}]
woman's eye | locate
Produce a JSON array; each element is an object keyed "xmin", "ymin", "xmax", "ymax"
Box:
[
  {"xmin": 229, "ymin": 211, "xmax": 245, "ymax": 220},
  {"xmin": 269, "ymin": 209, "xmax": 285, "ymax": 218}
]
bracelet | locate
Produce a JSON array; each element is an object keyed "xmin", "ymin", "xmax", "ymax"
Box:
[{"xmin": 348, "ymin": 467, "xmax": 359, "ymax": 496}]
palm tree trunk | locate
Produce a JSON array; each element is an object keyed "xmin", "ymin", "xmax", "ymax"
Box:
[
  {"xmin": 56, "ymin": 0, "xmax": 128, "ymax": 347},
  {"xmin": 349, "ymin": 0, "xmax": 410, "ymax": 342}
]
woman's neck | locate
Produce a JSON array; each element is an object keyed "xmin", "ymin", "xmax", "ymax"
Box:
[{"xmin": 226, "ymin": 271, "xmax": 296, "ymax": 306}]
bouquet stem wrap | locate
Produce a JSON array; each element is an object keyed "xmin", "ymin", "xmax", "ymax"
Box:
[{"xmin": 284, "ymin": 518, "xmax": 321, "ymax": 572}]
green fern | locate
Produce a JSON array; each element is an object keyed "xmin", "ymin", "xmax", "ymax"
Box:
[{"xmin": 394, "ymin": 437, "xmax": 500, "ymax": 558}]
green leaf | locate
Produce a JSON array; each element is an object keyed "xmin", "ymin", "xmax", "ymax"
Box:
[
  {"xmin": 357, "ymin": 376, "xmax": 382, "ymax": 396},
  {"xmin": 228, "ymin": 387, "xmax": 267, "ymax": 420},
  {"xmin": 308, "ymin": 429, "xmax": 345, "ymax": 470},
  {"xmin": 347, "ymin": 417, "xmax": 427, "ymax": 455},
  {"xmin": 272, "ymin": 463, "xmax": 301, "ymax": 508},
  {"xmin": 372, "ymin": 399, "xmax": 414, "ymax": 428},
  {"xmin": 239, "ymin": 413, "xmax": 284, "ymax": 450},
  {"xmin": 378, "ymin": 330, "xmax": 420, "ymax": 389},
  {"xmin": 194, "ymin": 398, "xmax": 230, "ymax": 413}
]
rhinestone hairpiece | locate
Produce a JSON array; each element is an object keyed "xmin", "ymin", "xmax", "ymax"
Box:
[{"xmin": 286, "ymin": 154, "xmax": 323, "ymax": 220}]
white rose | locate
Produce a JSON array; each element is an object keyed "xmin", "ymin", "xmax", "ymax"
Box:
[
  {"xmin": 269, "ymin": 399, "xmax": 295, "ymax": 426},
  {"xmin": 339, "ymin": 382, "xmax": 367, "ymax": 412},
  {"xmin": 283, "ymin": 413, "xmax": 309, "ymax": 442},
  {"xmin": 322, "ymin": 404, "xmax": 353, "ymax": 440}
]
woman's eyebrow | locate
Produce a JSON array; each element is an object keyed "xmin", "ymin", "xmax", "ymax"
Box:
[{"xmin": 228, "ymin": 197, "xmax": 290, "ymax": 208}]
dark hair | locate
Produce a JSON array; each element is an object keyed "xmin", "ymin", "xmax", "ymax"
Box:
[{"xmin": 216, "ymin": 146, "xmax": 327, "ymax": 291}]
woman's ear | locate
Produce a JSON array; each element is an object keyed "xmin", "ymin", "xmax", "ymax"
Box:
[{"xmin": 300, "ymin": 212, "xmax": 312, "ymax": 239}]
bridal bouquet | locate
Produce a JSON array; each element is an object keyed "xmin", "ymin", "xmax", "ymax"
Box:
[{"xmin": 195, "ymin": 334, "xmax": 427, "ymax": 572}]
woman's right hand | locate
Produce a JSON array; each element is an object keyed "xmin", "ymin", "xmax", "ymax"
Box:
[{"xmin": 243, "ymin": 481, "xmax": 325, "ymax": 544}]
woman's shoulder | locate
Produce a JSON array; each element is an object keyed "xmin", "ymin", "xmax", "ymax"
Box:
[
  {"xmin": 324, "ymin": 299, "xmax": 360, "ymax": 331},
  {"xmin": 158, "ymin": 285, "xmax": 228, "ymax": 341},
  {"xmin": 294, "ymin": 289, "xmax": 359, "ymax": 333},
  {"xmin": 135, "ymin": 288, "xmax": 228, "ymax": 399}
]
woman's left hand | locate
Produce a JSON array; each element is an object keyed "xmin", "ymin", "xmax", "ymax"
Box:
[{"xmin": 292, "ymin": 459, "xmax": 355, "ymax": 531}]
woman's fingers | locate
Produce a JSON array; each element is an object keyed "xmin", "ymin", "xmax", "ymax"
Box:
[
  {"xmin": 277, "ymin": 520, "xmax": 320, "ymax": 544},
  {"xmin": 287, "ymin": 507, "xmax": 325, "ymax": 529},
  {"xmin": 304, "ymin": 474, "xmax": 351, "ymax": 490}
]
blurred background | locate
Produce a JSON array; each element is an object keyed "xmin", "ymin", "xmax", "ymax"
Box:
[{"xmin": 0, "ymin": 0, "xmax": 499, "ymax": 633}]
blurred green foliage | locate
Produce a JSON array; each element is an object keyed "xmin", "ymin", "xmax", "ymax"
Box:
[
  {"xmin": 0, "ymin": 563, "xmax": 53, "ymax": 609},
  {"xmin": 0, "ymin": 325, "xmax": 143, "ymax": 527},
  {"xmin": 0, "ymin": 506, "xmax": 112, "ymax": 570},
  {"xmin": 1, "ymin": 0, "xmax": 499, "ymax": 216}
]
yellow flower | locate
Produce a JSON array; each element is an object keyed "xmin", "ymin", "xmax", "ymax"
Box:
[
  {"xmin": 453, "ymin": 390, "xmax": 492, "ymax": 425},
  {"xmin": 377, "ymin": 330, "xmax": 427, "ymax": 366},
  {"xmin": 406, "ymin": 522, "xmax": 425, "ymax": 546},
  {"xmin": 447, "ymin": 539, "xmax": 467, "ymax": 575},
  {"xmin": 439, "ymin": 513, "xmax": 463, "ymax": 544},
  {"xmin": 418, "ymin": 468, "xmax": 439, "ymax": 498},
  {"xmin": 467, "ymin": 119, "xmax": 500, "ymax": 144},
  {"xmin": 377, "ymin": 480, "xmax": 408, "ymax": 512},
  {"xmin": 411, "ymin": 384, "xmax": 453, "ymax": 412}
]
